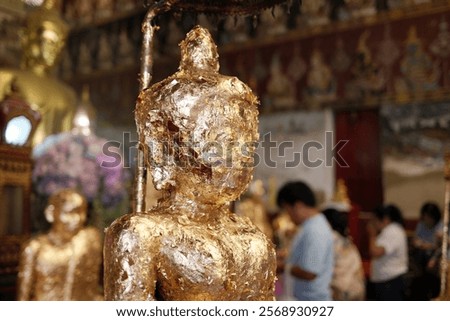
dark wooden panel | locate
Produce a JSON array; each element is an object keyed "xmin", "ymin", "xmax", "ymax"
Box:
[{"xmin": 335, "ymin": 109, "xmax": 383, "ymax": 212}]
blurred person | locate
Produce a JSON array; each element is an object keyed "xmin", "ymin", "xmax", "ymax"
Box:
[
  {"xmin": 277, "ymin": 181, "xmax": 334, "ymax": 301},
  {"xmin": 426, "ymin": 219, "xmax": 450, "ymax": 300},
  {"xmin": 413, "ymin": 202, "xmax": 442, "ymax": 255},
  {"xmin": 410, "ymin": 202, "xmax": 442, "ymax": 300},
  {"xmin": 323, "ymin": 208, "xmax": 365, "ymax": 300},
  {"xmin": 367, "ymin": 204, "xmax": 408, "ymax": 301}
]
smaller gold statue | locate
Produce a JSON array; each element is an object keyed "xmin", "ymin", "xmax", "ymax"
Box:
[
  {"xmin": 331, "ymin": 179, "xmax": 352, "ymax": 212},
  {"xmin": 236, "ymin": 179, "xmax": 274, "ymax": 241},
  {"xmin": 0, "ymin": 0, "xmax": 77, "ymax": 146},
  {"xmin": 104, "ymin": 26, "xmax": 276, "ymax": 301},
  {"xmin": 18, "ymin": 189, "xmax": 102, "ymax": 300}
]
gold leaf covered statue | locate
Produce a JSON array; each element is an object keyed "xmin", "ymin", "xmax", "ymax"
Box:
[
  {"xmin": 104, "ymin": 26, "xmax": 276, "ymax": 301},
  {"xmin": 0, "ymin": 0, "xmax": 77, "ymax": 146},
  {"xmin": 437, "ymin": 153, "xmax": 450, "ymax": 300},
  {"xmin": 18, "ymin": 189, "xmax": 102, "ymax": 300}
]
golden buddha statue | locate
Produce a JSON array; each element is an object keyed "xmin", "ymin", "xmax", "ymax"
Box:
[
  {"xmin": 0, "ymin": 0, "xmax": 77, "ymax": 146},
  {"xmin": 17, "ymin": 189, "xmax": 102, "ymax": 300},
  {"xmin": 104, "ymin": 26, "xmax": 276, "ymax": 301}
]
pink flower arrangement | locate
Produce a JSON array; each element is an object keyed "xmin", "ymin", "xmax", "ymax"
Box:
[{"xmin": 32, "ymin": 132, "xmax": 131, "ymax": 209}]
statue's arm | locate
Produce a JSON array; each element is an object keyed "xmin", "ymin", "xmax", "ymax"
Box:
[
  {"xmin": 17, "ymin": 239, "xmax": 39, "ymax": 300},
  {"xmin": 103, "ymin": 222, "xmax": 158, "ymax": 300}
]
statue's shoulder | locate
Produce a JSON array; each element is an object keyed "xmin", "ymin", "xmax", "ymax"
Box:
[
  {"xmin": 105, "ymin": 212, "xmax": 168, "ymax": 237},
  {"xmin": 0, "ymin": 69, "xmax": 76, "ymax": 106},
  {"xmin": 105, "ymin": 213, "xmax": 134, "ymax": 232},
  {"xmin": 80, "ymin": 226, "xmax": 102, "ymax": 240},
  {"xmin": 104, "ymin": 212, "xmax": 172, "ymax": 253},
  {"xmin": 21, "ymin": 234, "xmax": 46, "ymax": 254},
  {"xmin": 0, "ymin": 68, "xmax": 16, "ymax": 79},
  {"xmin": 43, "ymin": 76, "xmax": 77, "ymax": 103}
]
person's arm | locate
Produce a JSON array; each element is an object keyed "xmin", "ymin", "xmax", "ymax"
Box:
[
  {"xmin": 290, "ymin": 226, "xmax": 331, "ymax": 281},
  {"xmin": 417, "ymin": 240, "xmax": 436, "ymax": 251},
  {"xmin": 290, "ymin": 265, "xmax": 317, "ymax": 281},
  {"xmin": 368, "ymin": 235, "xmax": 386, "ymax": 258},
  {"xmin": 367, "ymin": 222, "xmax": 385, "ymax": 258},
  {"xmin": 413, "ymin": 223, "xmax": 436, "ymax": 250}
]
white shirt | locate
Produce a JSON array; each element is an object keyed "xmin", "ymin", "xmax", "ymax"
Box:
[{"xmin": 370, "ymin": 222, "xmax": 408, "ymax": 282}]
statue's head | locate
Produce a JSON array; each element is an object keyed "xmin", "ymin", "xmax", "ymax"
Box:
[
  {"xmin": 45, "ymin": 188, "xmax": 87, "ymax": 234},
  {"xmin": 21, "ymin": 0, "xmax": 68, "ymax": 74},
  {"xmin": 137, "ymin": 26, "xmax": 259, "ymax": 206}
]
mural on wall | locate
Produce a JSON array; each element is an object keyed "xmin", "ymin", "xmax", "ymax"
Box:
[
  {"xmin": 346, "ymin": 0, "xmax": 377, "ymax": 19},
  {"xmin": 264, "ymin": 53, "xmax": 297, "ymax": 111},
  {"xmin": 395, "ymin": 26, "xmax": 440, "ymax": 99},
  {"xmin": 429, "ymin": 17, "xmax": 450, "ymax": 88},
  {"xmin": 287, "ymin": 44, "xmax": 307, "ymax": 96},
  {"xmin": 299, "ymin": 0, "xmax": 330, "ymax": 26},
  {"xmin": 346, "ymin": 30, "xmax": 386, "ymax": 100},
  {"xmin": 381, "ymin": 102, "xmax": 450, "ymax": 217},
  {"xmin": 221, "ymin": 7, "xmax": 450, "ymax": 113},
  {"xmin": 304, "ymin": 48, "xmax": 337, "ymax": 108},
  {"xmin": 381, "ymin": 102, "xmax": 450, "ymax": 174},
  {"xmin": 376, "ymin": 24, "xmax": 400, "ymax": 94},
  {"xmin": 331, "ymin": 38, "xmax": 351, "ymax": 73}
]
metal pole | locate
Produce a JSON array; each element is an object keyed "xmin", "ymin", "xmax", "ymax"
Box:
[
  {"xmin": 135, "ymin": 0, "xmax": 176, "ymax": 213},
  {"xmin": 440, "ymin": 153, "xmax": 450, "ymax": 298}
]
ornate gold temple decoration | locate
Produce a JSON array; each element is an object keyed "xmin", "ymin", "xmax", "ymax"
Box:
[
  {"xmin": 0, "ymin": 0, "xmax": 77, "ymax": 146},
  {"xmin": 17, "ymin": 189, "xmax": 102, "ymax": 300},
  {"xmin": 0, "ymin": 84, "xmax": 41, "ymax": 299},
  {"xmin": 104, "ymin": 26, "xmax": 276, "ymax": 301},
  {"xmin": 332, "ymin": 179, "xmax": 351, "ymax": 209},
  {"xmin": 72, "ymin": 85, "xmax": 96, "ymax": 136},
  {"xmin": 439, "ymin": 152, "xmax": 450, "ymax": 300}
]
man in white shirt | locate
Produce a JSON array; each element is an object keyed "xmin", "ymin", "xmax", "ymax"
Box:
[{"xmin": 368, "ymin": 205, "xmax": 408, "ymax": 300}]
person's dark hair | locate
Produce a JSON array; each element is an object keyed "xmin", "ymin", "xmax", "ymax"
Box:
[
  {"xmin": 420, "ymin": 202, "xmax": 441, "ymax": 226},
  {"xmin": 276, "ymin": 181, "xmax": 316, "ymax": 208},
  {"xmin": 374, "ymin": 204, "xmax": 404, "ymax": 226},
  {"xmin": 323, "ymin": 208, "xmax": 348, "ymax": 237}
]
